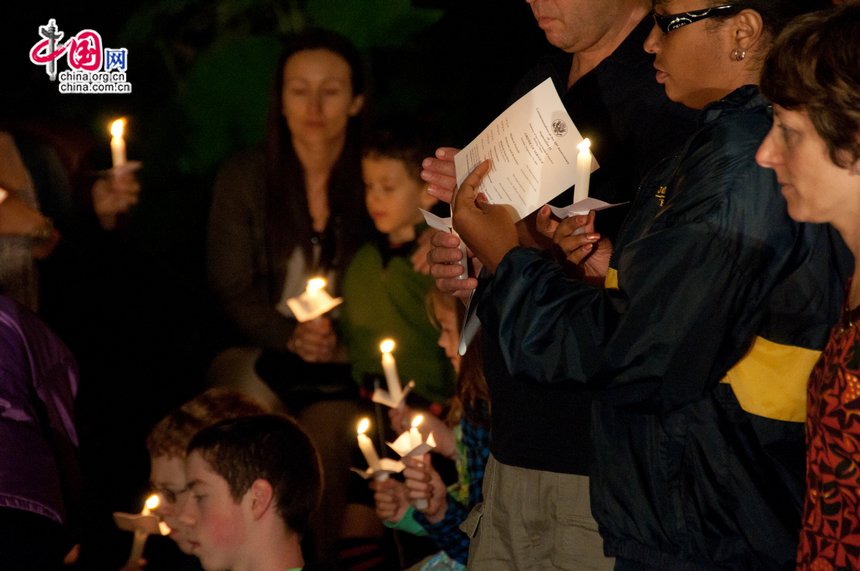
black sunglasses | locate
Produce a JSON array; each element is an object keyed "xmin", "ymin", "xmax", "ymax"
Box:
[{"xmin": 652, "ymin": 5, "xmax": 743, "ymax": 34}]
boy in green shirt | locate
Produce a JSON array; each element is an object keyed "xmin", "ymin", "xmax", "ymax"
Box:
[{"xmin": 341, "ymin": 126, "xmax": 455, "ymax": 406}]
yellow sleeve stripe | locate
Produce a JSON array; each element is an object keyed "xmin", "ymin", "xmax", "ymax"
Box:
[
  {"xmin": 720, "ymin": 335, "xmax": 820, "ymax": 423},
  {"xmin": 605, "ymin": 268, "xmax": 619, "ymax": 290}
]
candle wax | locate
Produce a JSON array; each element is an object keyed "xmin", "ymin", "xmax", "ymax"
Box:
[
  {"xmin": 357, "ymin": 432, "xmax": 381, "ymax": 470},
  {"xmin": 381, "ymin": 352, "xmax": 402, "ymax": 402}
]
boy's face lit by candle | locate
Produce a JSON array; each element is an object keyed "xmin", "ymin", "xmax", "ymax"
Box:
[
  {"xmin": 149, "ymin": 455, "xmax": 192, "ymax": 553},
  {"xmin": 179, "ymin": 451, "xmax": 249, "ymax": 571}
]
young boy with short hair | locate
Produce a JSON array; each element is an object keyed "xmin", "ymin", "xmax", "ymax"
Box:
[
  {"xmin": 341, "ymin": 124, "xmax": 454, "ymax": 408},
  {"xmin": 145, "ymin": 388, "xmax": 266, "ymax": 559},
  {"xmin": 178, "ymin": 414, "xmax": 322, "ymax": 571}
]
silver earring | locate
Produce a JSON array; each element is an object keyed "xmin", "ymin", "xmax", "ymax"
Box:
[{"xmin": 731, "ymin": 48, "xmax": 746, "ymax": 62}]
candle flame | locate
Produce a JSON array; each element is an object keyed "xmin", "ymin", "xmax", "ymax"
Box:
[
  {"xmin": 357, "ymin": 417, "xmax": 370, "ymax": 435},
  {"xmin": 306, "ymin": 277, "xmax": 326, "ymax": 293},
  {"xmin": 577, "ymin": 138, "xmax": 591, "ymax": 153},
  {"xmin": 379, "ymin": 339, "xmax": 395, "ymax": 354},
  {"xmin": 110, "ymin": 118, "xmax": 126, "ymax": 138},
  {"xmin": 144, "ymin": 494, "xmax": 160, "ymax": 511},
  {"xmin": 158, "ymin": 521, "xmax": 172, "ymax": 536},
  {"xmin": 411, "ymin": 414, "xmax": 424, "ymax": 429}
]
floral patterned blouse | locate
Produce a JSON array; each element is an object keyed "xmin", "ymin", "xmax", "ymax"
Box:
[{"xmin": 798, "ymin": 281, "xmax": 860, "ymax": 571}]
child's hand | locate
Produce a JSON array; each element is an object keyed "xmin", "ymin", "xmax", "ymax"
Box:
[
  {"xmin": 417, "ymin": 413, "xmax": 456, "ymax": 460},
  {"xmin": 370, "ymin": 477, "xmax": 409, "ymax": 523},
  {"xmin": 403, "ymin": 454, "xmax": 448, "ymax": 524}
]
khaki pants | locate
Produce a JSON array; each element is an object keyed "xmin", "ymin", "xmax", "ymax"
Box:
[{"xmin": 462, "ymin": 455, "xmax": 613, "ymax": 570}]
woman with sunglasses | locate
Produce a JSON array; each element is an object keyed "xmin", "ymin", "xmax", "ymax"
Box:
[
  {"xmin": 447, "ymin": 0, "xmax": 842, "ymax": 568},
  {"xmin": 755, "ymin": 5, "xmax": 860, "ymax": 569}
]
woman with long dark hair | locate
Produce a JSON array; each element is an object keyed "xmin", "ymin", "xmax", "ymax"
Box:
[{"xmin": 207, "ymin": 28, "xmax": 375, "ymax": 566}]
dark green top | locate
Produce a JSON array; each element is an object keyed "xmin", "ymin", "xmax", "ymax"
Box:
[{"xmin": 340, "ymin": 236, "xmax": 454, "ymax": 405}]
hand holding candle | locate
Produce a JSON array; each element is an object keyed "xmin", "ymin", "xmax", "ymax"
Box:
[
  {"xmin": 113, "ymin": 493, "xmax": 169, "ymax": 567},
  {"xmin": 110, "ymin": 118, "xmax": 127, "ymax": 169},
  {"xmin": 386, "ymin": 413, "xmax": 435, "ymax": 510},
  {"xmin": 405, "ymin": 416, "xmax": 428, "ymax": 509},
  {"xmin": 129, "ymin": 494, "xmax": 159, "ymax": 565},
  {"xmin": 403, "ymin": 453, "xmax": 446, "ymax": 519},
  {"xmin": 285, "ymin": 276, "xmax": 343, "ymax": 323},
  {"xmin": 351, "ymin": 418, "xmax": 405, "ymax": 480}
]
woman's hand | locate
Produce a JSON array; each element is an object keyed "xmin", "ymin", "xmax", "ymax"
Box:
[
  {"xmin": 421, "ymin": 147, "xmax": 459, "ymax": 203},
  {"xmin": 535, "ymin": 204, "xmax": 560, "ymax": 239},
  {"xmin": 451, "ymin": 160, "xmax": 517, "ymax": 275},
  {"xmin": 287, "ymin": 317, "xmax": 337, "ymax": 362},
  {"xmin": 370, "ymin": 477, "xmax": 410, "ymax": 523},
  {"xmin": 552, "ymin": 211, "xmax": 613, "ymax": 282},
  {"xmin": 403, "ymin": 454, "xmax": 448, "ymax": 524}
]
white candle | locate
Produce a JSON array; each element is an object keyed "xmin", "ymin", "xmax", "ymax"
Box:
[
  {"xmin": 128, "ymin": 494, "xmax": 159, "ymax": 564},
  {"xmin": 110, "ymin": 118, "xmax": 127, "ymax": 169},
  {"xmin": 409, "ymin": 415, "xmax": 424, "ymax": 449},
  {"xmin": 379, "ymin": 339, "xmax": 402, "ymax": 402},
  {"xmin": 356, "ymin": 418, "xmax": 381, "ymax": 471},
  {"xmin": 574, "ymin": 138, "xmax": 592, "ymax": 204},
  {"xmin": 407, "ymin": 421, "xmax": 428, "ymax": 511}
]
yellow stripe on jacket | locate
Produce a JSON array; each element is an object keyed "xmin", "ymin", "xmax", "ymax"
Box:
[
  {"xmin": 721, "ymin": 335, "xmax": 820, "ymax": 422},
  {"xmin": 605, "ymin": 268, "xmax": 619, "ymax": 290}
]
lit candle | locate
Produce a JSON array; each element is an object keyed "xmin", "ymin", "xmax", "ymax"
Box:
[
  {"xmin": 110, "ymin": 118, "xmax": 127, "ymax": 169},
  {"xmin": 128, "ymin": 494, "xmax": 159, "ymax": 564},
  {"xmin": 379, "ymin": 339, "xmax": 403, "ymax": 402},
  {"xmin": 574, "ymin": 138, "xmax": 592, "ymax": 204},
  {"xmin": 409, "ymin": 415, "xmax": 424, "ymax": 448},
  {"xmin": 356, "ymin": 418, "xmax": 381, "ymax": 471}
]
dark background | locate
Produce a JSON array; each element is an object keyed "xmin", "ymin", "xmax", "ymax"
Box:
[{"xmin": 2, "ymin": 1, "xmax": 547, "ymax": 568}]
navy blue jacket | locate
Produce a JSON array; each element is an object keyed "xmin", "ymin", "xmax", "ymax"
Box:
[
  {"xmin": 483, "ymin": 15, "xmax": 697, "ymax": 475},
  {"xmin": 478, "ymin": 87, "xmax": 849, "ymax": 569}
]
